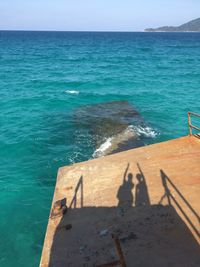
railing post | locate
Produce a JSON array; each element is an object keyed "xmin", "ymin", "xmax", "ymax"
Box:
[{"xmin": 188, "ymin": 112, "xmax": 192, "ymax": 136}]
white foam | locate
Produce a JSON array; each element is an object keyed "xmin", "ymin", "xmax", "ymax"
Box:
[
  {"xmin": 132, "ymin": 125, "xmax": 157, "ymax": 138},
  {"xmin": 92, "ymin": 125, "xmax": 158, "ymax": 158},
  {"xmin": 92, "ymin": 126, "xmax": 136, "ymax": 158},
  {"xmin": 124, "ymin": 125, "xmax": 136, "ymax": 134},
  {"xmin": 65, "ymin": 90, "xmax": 79, "ymax": 95},
  {"xmin": 92, "ymin": 137, "xmax": 113, "ymax": 158}
]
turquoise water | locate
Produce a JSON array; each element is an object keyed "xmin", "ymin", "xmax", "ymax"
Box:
[{"xmin": 0, "ymin": 31, "xmax": 200, "ymax": 266}]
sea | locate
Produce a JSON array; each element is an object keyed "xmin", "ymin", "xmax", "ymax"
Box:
[{"xmin": 0, "ymin": 31, "xmax": 200, "ymax": 267}]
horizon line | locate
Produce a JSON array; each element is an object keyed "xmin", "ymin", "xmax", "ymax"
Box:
[
  {"xmin": 0, "ymin": 29, "xmax": 145, "ymax": 32},
  {"xmin": 1, "ymin": 29, "xmax": 200, "ymax": 33}
]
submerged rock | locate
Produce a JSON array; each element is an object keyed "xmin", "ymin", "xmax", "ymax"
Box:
[
  {"xmin": 74, "ymin": 101, "xmax": 152, "ymax": 157},
  {"xmin": 92, "ymin": 125, "xmax": 143, "ymax": 157}
]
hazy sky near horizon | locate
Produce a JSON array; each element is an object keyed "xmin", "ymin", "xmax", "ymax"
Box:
[{"xmin": 1, "ymin": 0, "xmax": 200, "ymax": 31}]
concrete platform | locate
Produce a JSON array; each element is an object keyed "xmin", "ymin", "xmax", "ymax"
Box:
[{"xmin": 40, "ymin": 135, "xmax": 200, "ymax": 267}]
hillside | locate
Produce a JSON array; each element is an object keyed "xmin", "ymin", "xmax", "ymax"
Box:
[{"xmin": 145, "ymin": 17, "xmax": 200, "ymax": 32}]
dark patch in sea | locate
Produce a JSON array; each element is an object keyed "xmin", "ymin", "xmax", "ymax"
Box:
[{"xmin": 73, "ymin": 101, "xmax": 146, "ymax": 156}]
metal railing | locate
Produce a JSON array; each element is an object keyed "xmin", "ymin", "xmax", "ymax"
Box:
[{"xmin": 188, "ymin": 112, "xmax": 200, "ymax": 136}]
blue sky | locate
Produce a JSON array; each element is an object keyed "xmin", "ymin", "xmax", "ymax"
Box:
[{"xmin": 0, "ymin": 0, "xmax": 200, "ymax": 31}]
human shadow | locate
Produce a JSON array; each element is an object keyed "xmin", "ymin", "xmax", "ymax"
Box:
[
  {"xmin": 46, "ymin": 167, "xmax": 200, "ymax": 267},
  {"xmin": 135, "ymin": 163, "xmax": 150, "ymax": 206},
  {"xmin": 117, "ymin": 163, "xmax": 134, "ymax": 207}
]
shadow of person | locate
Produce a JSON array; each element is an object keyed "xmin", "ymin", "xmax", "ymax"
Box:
[
  {"xmin": 117, "ymin": 163, "xmax": 134, "ymax": 208},
  {"xmin": 135, "ymin": 163, "xmax": 150, "ymax": 206},
  {"xmin": 47, "ymin": 169, "xmax": 200, "ymax": 267}
]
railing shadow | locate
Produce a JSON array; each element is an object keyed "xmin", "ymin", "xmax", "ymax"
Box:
[
  {"xmin": 46, "ymin": 166, "xmax": 200, "ymax": 267},
  {"xmin": 159, "ymin": 169, "xmax": 200, "ymax": 239},
  {"xmin": 69, "ymin": 175, "xmax": 83, "ymax": 208}
]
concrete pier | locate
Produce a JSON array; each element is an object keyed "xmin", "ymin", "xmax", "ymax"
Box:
[{"xmin": 40, "ymin": 135, "xmax": 200, "ymax": 267}]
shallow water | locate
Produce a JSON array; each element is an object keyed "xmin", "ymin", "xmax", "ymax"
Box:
[{"xmin": 0, "ymin": 31, "xmax": 200, "ymax": 267}]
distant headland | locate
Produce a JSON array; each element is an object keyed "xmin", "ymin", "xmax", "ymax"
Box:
[{"xmin": 145, "ymin": 17, "xmax": 200, "ymax": 32}]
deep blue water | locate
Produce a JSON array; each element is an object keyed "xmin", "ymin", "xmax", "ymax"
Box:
[{"xmin": 0, "ymin": 31, "xmax": 200, "ymax": 267}]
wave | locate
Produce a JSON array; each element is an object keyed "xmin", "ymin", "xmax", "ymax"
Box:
[
  {"xmin": 92, "ymin": 125, "xmax": 138, "ymax": 158},
  {"xmin": 92, "ymin": 137, "xmax": 113, "ymax": 158},
  {"xmin": 65, "ymin": 90, "xmax": 79, "ymax": 95},
  {"xmin": 92, "ymin": 125, "xmax": 158, "ymax": 158},
  {"xmin": 131, "ymin": 125, "xmax": 158, "ymax": 138}
]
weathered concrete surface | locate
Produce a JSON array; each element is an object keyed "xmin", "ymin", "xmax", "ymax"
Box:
[{"xmin": 40, "ymin": 135, "xmax": 200, "ymax": 267}]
